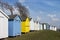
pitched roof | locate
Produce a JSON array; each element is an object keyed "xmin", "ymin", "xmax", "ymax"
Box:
[
  {"xmin": 21, "ymin": 17, "xmax": 31, "ymax": 21},
  {"xmin": 8, "ymin": 14, "xmax": 17, "ymax": 19},
  {"xmin": 0, "ymin": 9, "xmax": 9, "ymax": 18},
  {"xmin": 8, "ymin": 14, "xmax": 21, "ymax": 20},
  {"xmin": 21, "ymin": 16, "xmax": 27, "ymax": 21}
]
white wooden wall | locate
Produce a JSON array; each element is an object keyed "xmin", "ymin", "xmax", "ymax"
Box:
[
  {"xmin": 34, "ymin": 22, "xmax": 40, "ymax": 30},
  {"xmin": 30, "ymin": 19, "xmax": 34, "ymax": 30},
  {"xmin": 34, "ymin": 22, "xmax": 37, "ymax": 30},
  {"xmin": 0, "ymin": 12, "xmax": 8, "ymax": 39},
  {"xmin": 37, "ymin": 23, "xmax": 40, "ymax": 30}
]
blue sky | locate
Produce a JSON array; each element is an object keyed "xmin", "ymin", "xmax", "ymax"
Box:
[{"xmin": 2, "ymin": 0, "xmax": 60, "ymax": 28}]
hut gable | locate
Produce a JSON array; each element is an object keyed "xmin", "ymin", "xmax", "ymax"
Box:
[
  {"xmin": 21, "ymin": 17, "xmax": 26, "ymax": 21},
  {"xmin": 26, "ymin": 18, "xmax": 30, "ymax": 22},
  {"xmin": 30, "ymin": 18, "xmax": 34, "ymax": 22},
  {"xmin": 8, "ymin": 15, "xmax": 17, "ymax": 19},
  {"xmin": 9, "ymin": 15, "xmax": 16, "ymax": 19},
  {"xmin": 8, "ymin": 14, "xmax": 20, "ymax": 21},
  {"xmin": 14, "ymin": 16, "xmax": 20, "ymax": 21},
  {"xmin": 25, "ymin": 18, "xmax": 30, "ymax": 26}
]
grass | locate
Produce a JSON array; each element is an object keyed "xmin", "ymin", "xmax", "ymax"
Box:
[{"xmin": 8, "ymin": 30, "xmax": 60, "ymax": 40}]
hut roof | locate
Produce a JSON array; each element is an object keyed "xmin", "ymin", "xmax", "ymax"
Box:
[
  {"xmin": 8, "ymin": 14, "xmax": 21, "ymax": 20},
  {"xmin": 21, "ymin": 17, "xmax": 31, "ymax": 21},
  {"xmin": 0, "ymin": 9, "xmax": 9, "ymax": 18}
]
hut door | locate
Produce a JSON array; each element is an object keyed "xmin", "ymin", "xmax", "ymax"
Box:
[{"xmin": 14, "ymin": 20, "xmax": 20, "ymax": 35}]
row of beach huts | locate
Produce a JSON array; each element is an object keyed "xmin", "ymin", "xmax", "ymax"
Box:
[{"xmin": 0, "ymin": 9, "xmax": 57, "ymax": 39}]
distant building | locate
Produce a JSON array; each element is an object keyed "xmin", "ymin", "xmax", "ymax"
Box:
[
  {"xmin": 39, "ymin": 23, "xmax": 50, "ymax": 30},
  {"xmin": 42, "ymin": 23, "xmax": 50, "ymax": 30}
]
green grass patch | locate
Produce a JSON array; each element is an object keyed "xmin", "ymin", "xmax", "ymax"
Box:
[{"xmin": 8, "ymin": 30, "xmax": 60, "ymax": 40}]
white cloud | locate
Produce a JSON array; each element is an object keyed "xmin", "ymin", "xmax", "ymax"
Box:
[
  {"xmin": 47, "ymin": 14, "xmax": 56, "ymax": 18},
  {"xmin": 47, "ymin": 14, "xmax": 59, "ymax": 22},
  {"xmin": 19, "ymin": 0, "xmax": 26, "ymax": 3},
  {"xmin": 52, "ymin": 18, "xmax": 59, "ymax": 21}
]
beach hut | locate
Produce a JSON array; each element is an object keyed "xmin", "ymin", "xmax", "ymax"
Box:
[
  {"xmin": 0, "ymin": 9, "xmax": 9, "ymax": 39},
  {"xmin": 8, "ymin": 14, "xmax": 21, "ymax": 37},
  {"xmin": 34, "ymin": 21, "xmax": 40, "ymax": 30},
  {"xmin": 34, "ymin": 16, "xmax": 40, "ymax": 31},
  {"xmin": 21, "ymin": 18, "xmax": 30, "ymax": 33},
  {"xmin": 30, "ymin": 18, "xmax": 35, "ymax": 32},
  {"xmin": 50, "ymin": 26, "xmax": 54, "ymax": 31},
  {"xmin": 39, "ymin": 23, "xmax": 43, "ymax": 30},
  {"xmin": 50, "ymin": 26, "xmax": 57, "ymax": 31},
  {"xmin": 42, "ymin": 23, "xmax": 50, "ymax": 30}
]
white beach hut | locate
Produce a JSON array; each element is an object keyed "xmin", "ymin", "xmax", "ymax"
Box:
[
  {"xmin": 34, "ymin": 16, "xmax": 40, "ymax": 31},
  {"xmin": 39, "ymin": 23, "xmax": 43, "ymax": 30},
  {"xmin": 30, "ymin": 18, "xmax": 35, "ymax": 32},
  {"xmin": 50, "ymin": 26, "xmax": 57, "ymax": 31},
  {"xmin": 0, "ymin": 9, "xmax": 9, "ymax": 39},
  {"xmin": 34, "ymin": 21, "xmax": 40, "ymax": 30}
]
